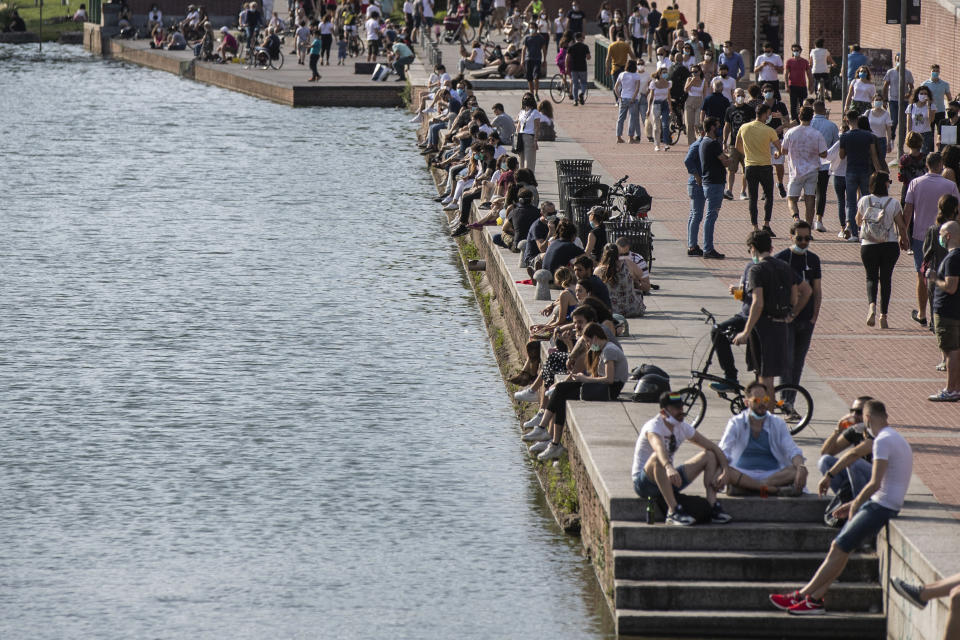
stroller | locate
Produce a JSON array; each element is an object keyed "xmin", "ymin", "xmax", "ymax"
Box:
[{"xmin": 440, "ymin": 1, "xmax": 473, "ymax": 44}]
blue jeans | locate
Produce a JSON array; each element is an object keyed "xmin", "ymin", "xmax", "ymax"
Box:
[
  {"xmin": 571, "ymin": 71, "xmax": 587, "ymax": 103},
  {"xmin": 890, "ymin": 101, "xmax": 900, "ymax": 140},
  {"xmin": 845, "ymin": 171, "xmax": 870, "ymax": 235},
  {"xmin": 834, "ymin": 175, "xmax": 847, "ymax": 228},
  {"xmin": 617, "ymin": 99, "xmax": 641, "ymax": 138},
  {"xmin": 427, "ymin": 121, "xmax": 447, "ymax": 147},
  {"xmin": 819, "ymin": 454, "xmax": 872, "ymax": 498},
  {"xmin": 835, "ymin": 501, "xmax": 897, "ymax": 553},
  {"xmin": 687, "ymin": 182, "xmax": 706, "ymax": 248},
  {"xmin": 633, "ymin": 464, "xmax": 692, "ymax": 500},
  {"xmin": 702, "ymin": 182, "xmax": 724, "ymax": 253},
  {"xmin": 654, "ymin": 100, "xmax": 671, "ymax": 145},
  {"xmin": 922, "ymin": 130, "xmax": 935, "ymax": 155},
  {"xmin": 876, "ymin": 135, "xmax": 887, "ymax": 160}
]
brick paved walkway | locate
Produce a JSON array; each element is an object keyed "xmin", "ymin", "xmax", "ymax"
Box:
[{"xmin": 551, "ymin": 90, "xmax": 960, "ymax": 515}]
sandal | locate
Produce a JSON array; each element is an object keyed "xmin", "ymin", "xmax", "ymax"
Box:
[{"xmin": 912, "ymin": 309, "xmax": 928, "ymax": 327}]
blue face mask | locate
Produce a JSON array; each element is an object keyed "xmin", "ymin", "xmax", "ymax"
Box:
[
  {"xmin": 932, "ymin": 71, "xmax": 940, "ymax": 80},
  {"xmin": 940, "ymin": 235, "xmax": 948, "ymax": 249},
  {"xmin": 751, "ymin": 256, "xmax": 760, "ymax": 264},
  {"xmin": 749, "ymin": 408, "xmax": 766, "ymax": 420},
  {"xmin": 589, "ymin": 344, "xmax": 602, "ymax": 352},
  {"xmin": 859, "ymin": 72, "xmax": 867, "ymax": 79},
  {"xmin": 791, "ymin": 244, "xmax": 807, "ymax": 254}
]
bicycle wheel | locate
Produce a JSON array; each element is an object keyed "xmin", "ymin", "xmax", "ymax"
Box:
[
  {"xmin": 549, "ymin": 74, "xmax": 567, "ymax": 103},
  {"xmin": 772, "ymin": 383, "xmax": 814, "ymax": 435},
  {"xmin": 458, "ymin": 23, "xmax": 475, "ymax": 43},
  {"xmin": 668, "ymin": 114, "xmax": 682, "ymax": 146},
  {"xmin": 675, "ymin": 386, "xmax": 707, "ymax": 429},
  {"xmin": 271, "ymin": 50, "xmax": 284, "ymax": 70}
]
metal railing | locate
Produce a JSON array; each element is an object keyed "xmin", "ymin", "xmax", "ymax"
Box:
[{"xmin": 594, "ymin": 37, "xmax": 611, "ymax": 90}]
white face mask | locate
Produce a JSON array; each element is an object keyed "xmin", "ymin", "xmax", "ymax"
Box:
[
  {"xmin": 735, "ymin": 95, "xmax": 745, "ymax": 105},
  {"xmin": 919, "ymin": 94, "xmax": 929, "ymax": 103}
]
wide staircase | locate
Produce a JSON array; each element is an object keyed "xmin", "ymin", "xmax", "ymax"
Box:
[{"xmin": 611, "ymin": 495, "xmax": 886, "ymax": 638}]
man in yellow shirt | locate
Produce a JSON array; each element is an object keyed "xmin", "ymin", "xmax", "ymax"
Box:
[
  {"xmin": 607, "ymin": 31, "xmax": 634, "ymax": 83},
  {"xmin": 735, "ymin": 103, "xmax": 782, "ymax": 233}
]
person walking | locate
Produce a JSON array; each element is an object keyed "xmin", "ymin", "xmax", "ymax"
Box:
[
  {"xmin": 521, "ymin": 25, "xmax": 547, "ymax": 100},
  {"xmin": 907, "ymin": 85, "xmax": 937, "ymax": 155},
  {"xmin": 319, "ymin": 13, "xmax": 335, "ymax": 65},
  {"xmin": 614, "ymin": 60, "xmax": 644, "ymax": 144},
  {"xmin": 922, "ymin": 195, "xmax": 959, "ymax": 371},
  {"xmin": 840, "ymin": 111, "xmax": 887, "ymax": 240},
  {"xmin": 846, "ymin": 44, "xmax": 867, "ymax": 82},
  {"xmin": 307, "ymin": 27, "xmax": 322, "ymax": 81},
  {"xmin": 628, "ymin": 4, "xmax": 647, "ymax": 61},
  {"xmin": 723, "ymin": 88, "xmax": 755, "ymax": 201},
  {"xmin": 719, "ymin": 40, "xmax": 744, "ymax": 80},
  {"xmin": 648, "ymin": 66, "xmax": 673, "ymax": 151},
  {"xmin": 811, "ymin": 100, "xmax": 840, "ymax": 232},
  {"xmin": 843, "ymin": 65, "xmax": 876, "ymax": 116},
  {"xmin": 515, "ymin": 92, "xmax": 542, "ymax": 173},
  {"xmin": 882, "ymin": 53, "xmax": 914, "ymax": 143},
  {"xmin": 809, "ymin": 38, "xmax": 835, "ymax": 101},
  {"xmin": 867, "ymin": 97, "xmax": 893, "ymax": 160},
  {"xmin": 683, "ymin": 64, "xmax": 707, "ymax": 146},
  {"xmin": 564, "ymin": 31, "xmax": 591, "ymax": 106},
  {"xmin": 753, "ymin": 41, "xmax": 783, "ymax": 101},
  {"xmin": 926, "ymin": 220, "xmax": 960, "ymax": 401},
  {"xmin": 736, "ymin": 103, "xmax": 781, "ymax": 234},
  {"xmin": 780, "ymin": 106, "xmax": 828, "ymax": 225},
  {"xmin": 607, "ymin": 31, "xmax": 634, "ymax": 84},
  {"xmin": 784, "ymin": 43, "xmax": 812, "ymax": 122},
  {"xmin": 856, "ymin": 172, "xmax": 910, "ymax": 329},
  {"xmin": 922, "ymin": 64, "xmax": 953, "ymax": 128},
  {"xmin": 698, "ymin": 117, "xmax": 729, "ymax": 259},
  {"xmin": 905, "ymin": 153, "xmax": 960, "ymax": 327}
]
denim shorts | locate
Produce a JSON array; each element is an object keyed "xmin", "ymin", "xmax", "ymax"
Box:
[
  {"xmin": 834, "ymin": 500, "xmax": 897, "ymax": 553},
  {"xmin": 911, "ymin": 237, "xmax": 924, "ymax": 272},
  {"xmin": 633, "ymin": 463, "xmax": 691, "ymax": 498}
]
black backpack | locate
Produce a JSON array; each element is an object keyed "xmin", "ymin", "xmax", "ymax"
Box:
[{"xmin": 756, "ymin": 259, "xmax": 793, "ymax": 319}]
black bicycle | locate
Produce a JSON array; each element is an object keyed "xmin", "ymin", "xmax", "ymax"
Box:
[
  {"xmin": 668, "ymin": 96, "xmax": 685, "ymax": 146},
  {"xmin": 673, "ymin": 308, "xmax": 814, "ymax": 434}
]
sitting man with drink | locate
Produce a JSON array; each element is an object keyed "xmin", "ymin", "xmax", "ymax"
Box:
[
  {"xmin": 632, "ymin": 391, "xmax": 734, "ymax": 526},
  {"xmin": 719, "ymin": 381, "xmax": 807, "ymax": 496},
  {"xmin": 818, "ymin": 395, "xmax": 875, "ymax": 524}
]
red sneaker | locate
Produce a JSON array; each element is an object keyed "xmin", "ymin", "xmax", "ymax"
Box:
[
  {"xmin": 788, "ymin": 595, "xmax": 825, "ymax": 615},
  {"xmin": 769, "ymin": 590, "xmax": 802, "ymax": 611}
]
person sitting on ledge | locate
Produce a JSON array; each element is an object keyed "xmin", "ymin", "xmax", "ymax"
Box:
[
  {"xmin": 595, "ymin": 242, "xmax": 645, "ymax": 317},
  {"xmin": 73, "ymin": 4, "xmax": 88, "ymax": 22},
  {"xmin": 164, "ymin": 26, "xmax": 188, "ymax": 51},
  {"xmin": 150, "ymin": 25, "xmax": 166, "ymax": 49},
  {"xmin": 527, "ymin": 322, "xmax": 629, "ymax": 461},
  {"xmin": 542, "ymin": 220, "xmax": 584, "ymax": 276},
  {"xmin": 7, "ymin": 10, "xmax": 26, "ymax": 32},
  {"xmin": 818, "ymin": 395, "xmax": 875, "ymax": 525},
  {"xmin": 616, "ymin": 236, "xmax": 652, "ymax": 295},
  {"xmin": 718, "ymin": 380, "xmax": 807, "ymax": 496},
  {"xmin": 572, "ymin": 255, "xmax": 612, "ymax": 309},
  {"xmin": 632, "ymin": 391, "xmax": 733, "ymax": 526}
]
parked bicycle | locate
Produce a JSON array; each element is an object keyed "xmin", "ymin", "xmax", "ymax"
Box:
[{"xmin": 673, "ymin": 308, "xmax": 814, "ymax": 434}]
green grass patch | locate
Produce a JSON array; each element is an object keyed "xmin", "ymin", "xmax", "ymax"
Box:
[
  {"xmin": 546, "ymin": 456, "xmax": 579, "ymax": 515},
  {"xmin": 3, "ymin": 0, "xmax": 86, "ymax": 40}
]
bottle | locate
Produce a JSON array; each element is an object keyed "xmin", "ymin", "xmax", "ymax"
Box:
[{"xmin": 646, "ymin": 496, "xmax": 655, "ymax": 524}]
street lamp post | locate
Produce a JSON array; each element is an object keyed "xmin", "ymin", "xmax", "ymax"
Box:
[{"xmin": 898, "ymin": 0, "xmax": 907, "ymax": 156}]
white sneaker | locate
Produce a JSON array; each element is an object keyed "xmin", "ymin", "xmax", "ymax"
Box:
[
  {"xmin": 529, "ymin": 439, "xmax": 551, "ymax": 453},
  {"xmin": 523, "ymin": 411, "xmax": 543, "ymax": 429},
  {"xmin": 522, "ymin": 425, "xmax": 550, "ymax": 442},
  {"xmin": 440, "ymin": 196, "xmax": 453, "ymax": 205},
  {"xmin": 815, "ymin": 220, "xmax": 826, "ymax": 232},
  {"xmin": 538, "ymin": 442, "xmax": 566, "ymax": 461},
  {"xmin": 443, "ymin": 203, "xmax": 459, "ymax": 211},
  {"xmin": 409, "ymin": 112, "xmax": 423, "ymax": 123},
  {"xmin": 837, "ymin": 230, "xmax": 846, "ymax": 239},
  {"xmin": 739, "ymin": 192, "xmax": 748, "ymax": 200},
  {"xmin": 514, "ymin": 387, "xmax": 539, "ymax": 403},
  {"xmin": 544, "ymin": 385, "xmax": 556, "ymax": 399}
]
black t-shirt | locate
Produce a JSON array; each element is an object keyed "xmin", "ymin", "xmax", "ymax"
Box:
[
  {"xmin": 839, "ymin": 128, "xmax": 877, "ymax": 174},
  {"xmin": 10, "ymin": 16, "xmax": 26, "ymax": 31},
  {"xmin": 246, "ymin": 9, "xmax": 263, "ymax": 28},
  {"xmin": 747, "ymin": 256, "xmax": 800, "ymax": 318},
  {"xmin": 588, "ymin": 226, "xmax": 607, "ymax": 261},
  {"xmin": 774, "ymin": 248, "xmax": 822, "ymax": 322},
  {"xmin": 669, "ymin": 65, "xmax": 690, "ymax": 100},
  {"xmin": 524, "ymin": 218, "xmax": 550, "ymax": 264},
  {"xmin": 508, "ymin": 203, "xmax": 540, "ymax": 244},
  {"xmin": 725, "ymin": 103, "xmax": 756, "ymax": 140},
  {"xmin": 585, "ymin": 274, "xmax": 613, "ymax": 310},
  {"xmin": 566, "ymin": 9, "xmax": 585, "ymax": 33},
  {"xmin": 766, "ymin": 100, "xmax": 789, "ymax": 139},
  {"xmin": 647, "ymin": 9, "xmax": 661, "ymax": 33},
  {"xmin": 701, "ymin": 92, "xmax": 730, "ymax": 121},
  {"xmin": 934, "ymin": 248, "xmax": 960, "ymax": 319},
  {"xmin": 523, "ymin": 33, "xmax": 546, "ymax": 62},
  {"xmin": 699, "ymin": 137, "xmax": 726, "ymax": 184},
  {"xmin": 566, "ymin": 42, "xmax": 590, "ymax": 72},
  {"xmin": 543, "ymin": 240, "xmax": 584, "ymax": 274}
]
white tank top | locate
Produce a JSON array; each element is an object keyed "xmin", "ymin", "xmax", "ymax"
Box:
[
  {"xmin": 810, "ymin": 48, "xmax": 829, "ymax": 74},
  {"xmin": 851, "ymin": 79, "xmax": 876, "ymax": 102},
  {"xmin": 650, "ymin": 80, "xmax": 671, "ymax": 101},
  {"xmin": 687, "ymin": 78, "xmax": 705, "ymax": 98}
]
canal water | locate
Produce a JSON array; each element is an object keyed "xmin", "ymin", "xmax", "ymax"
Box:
[{"xmin": 0, "ymin": 44, "xmax": 614, "ymax": 638}]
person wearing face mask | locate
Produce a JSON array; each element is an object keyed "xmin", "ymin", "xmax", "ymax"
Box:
[
  {"xmin": 683, "ymin": 64, "xmax": 708, "ymax": 145},
  {"xmin": 628, "ymin": 5, "xmax": 647, "ymax": 61},
  {"xmin": 867, "ymin": 96, "xmax": 892, "ymax": 159},
  {"xmin": 644, "ymin": 2, "xmax": 661, "ymax": 60},
  {"xmin": 533, "ymin": 322, "xmax": 629, "ymax": 461},
  {"xmin": 881, "ymin": 53, "xmax": 914, "ymax": 141},
  {"xmin": 926, "ymin": 220, "xmax": 960, "ymax": 401},
  {"xmin": 809, "ymin": 38, "xmax": 835, "ymax": 102},
  {"xmin": 648, "ymin": 66, "xmax": 673, "ymax": 151},
  {"xmin": 718, "ymin": 381, "xmax": 806, "ymax": 498},
  {"xmin": 753, "ymin": 41, "xmax": 783, "ymax": 102},
  {"xmin": 773, "ymin": 221, "xmax": 822, "ymax": 410},
  {"xmin": 809, "ymin": 100, "xmax": 839, "ymax": 232},
  {"xmin": 771, "ymin": 399, "xmax": 912, "ymax": 615},
  {"xmin": 921, "ymin": 196, "xmax": 959, "ymax": 368},
  {"xmin": 564, "ymin": 0, "xmax": 585, "ymax": 35},
  {"xmin": 817, "ymin": 396, "xmax": 875, "ymax": 526},
  {"xmin": 608, "ymin": 9, "xmax": 625, "ymax": 41},
  {"xmin": 921, "ymin": 64, "xmax": 953, "ymax": 128},
  {"xmin": 632, "ymin": 391, "xmax": 733, "ymax": 526},
  {"xmin": 713, "ymin": 63, "xmax": 736, "ymax": 102},
  {"xmin": 514, "ymin": 92, "xmax": 541, "ymax": 172},
  {"xmin": 779, "ymin": 107, "xmax": 829, "ymax": 225},
  {"xmin": 606, "ymin": 31, "xmax": 634, "ymax": 84},
  {"xmin": 736, "ymin": 103, "xmax": 781, "ymax": 232},
  {"xmin": 784, "ymin": 43, "xmax": 813, "ymax": 122},
  {"xmin": 700, "ymin": 46, "xmax": 717, "ymax": 79},
  {"xmin": 718, "ymin": 40, "xmax": 744, "ymax": 80},
  {"xmin": 723, "ymin": 88, "xmax": 755, "ymax": 200},
  {"xmin": 760, "ymin": 83, "xmax": 791, "ymax": 199},
  {"xmin": 906, "ymin": 86, "xmax": 937, "ymax": 154},
  {"xmin": 937, "ymin": 101, "xmax": 960, "ymax": 151},
  {"xmin": 842, "ymin": 65, "xmax": 876, "ymax": 116},
  {"xmin": 680, "ymin": 43, "xmax": 696, "ymax": 70},
  {"xmin": 696, "ymin": 116, "xmax": 730, "ymax": 259}
]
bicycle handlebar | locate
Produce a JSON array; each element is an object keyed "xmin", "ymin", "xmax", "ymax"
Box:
[{"xmin": 700, "ymin": 307, "xmax": 715, "ymax": 324}]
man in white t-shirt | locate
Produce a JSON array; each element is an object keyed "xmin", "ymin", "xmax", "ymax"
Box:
[
  {"xmin": 632, "ymin": 392, "xmax": 733, "ymax": 526},
  {"xmin": 421, "ymin": 0, "xmax": 435, "ymax": 41},
  {"xmin": 770, "ymin": 399, "xmax": 913, "ymax": 615},
  {"xmin": 754, "ymin": 41, "xmax": 784, "ymax": 101},
  {"xmin": 365, "ymin": 14, "xmax": 381, "ymax": 61}
]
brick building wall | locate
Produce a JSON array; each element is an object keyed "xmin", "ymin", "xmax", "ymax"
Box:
[
  {"xmin": 858, "ymin": 0, "xmax": 960, "ymax": 99},
  {"xmin": 783, "ymin": 0, "xmax": 857, "ymax": 59}
]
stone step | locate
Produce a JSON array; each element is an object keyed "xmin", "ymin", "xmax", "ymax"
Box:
[
  {"xmin": 614, "ymin": 579, "xmax": 882, "ymax": 612},
  {"xmin": 611, "ymin": 521, "xmax": 839, "ymax": 552},
  {"xmin": 611, "ymin": 494, "xmax": 831, "ymax": 523},
  {"xmin": 612, "ymin": 550, "xmax": 879, "ymax": 582},
  {"xmin": 616, "ymin": 609, "xmax": 885, "ymax": 638}
]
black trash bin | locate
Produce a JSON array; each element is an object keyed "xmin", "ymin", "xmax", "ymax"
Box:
[
  {"xmin": 560, "ymin": 174, "xmax": 601, "ymax": 216},
  {"xmin": 605, "ymin": 217, "xmax": 654, "ymax": 272}
]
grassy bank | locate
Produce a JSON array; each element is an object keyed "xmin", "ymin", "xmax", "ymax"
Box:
[{"xmin": 2, "ymin": 0, "xmax": 85, "ymax": 41}]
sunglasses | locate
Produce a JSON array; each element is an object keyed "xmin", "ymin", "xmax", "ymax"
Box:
[
  {"xmin": 850, "ymin": 407, "xmax": 863, "ymax": 414},
  {"xmin": 751, "ymin": 395, "xmax": 771, "ymax": 404}
]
